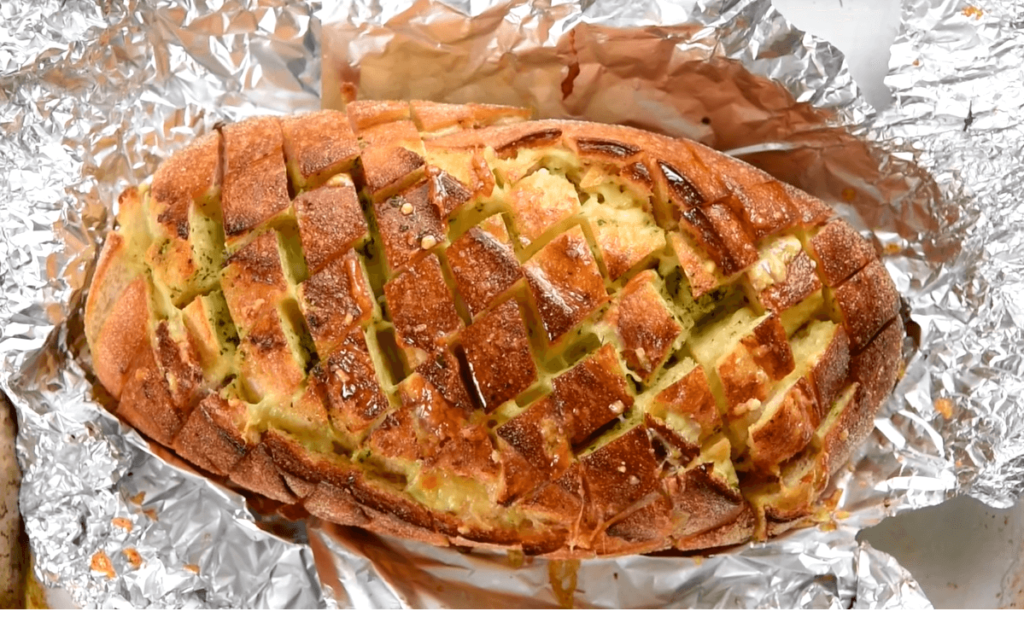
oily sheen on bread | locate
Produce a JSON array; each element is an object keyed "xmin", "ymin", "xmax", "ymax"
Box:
[{"xmin": 84, "ymin": 101, "xmax": 903, "ymax": 557}]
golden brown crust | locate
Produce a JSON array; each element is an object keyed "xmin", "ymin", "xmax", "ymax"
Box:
[
  {"xmin": 87, "ymin": 108, "xmax": 904, "ymax": 558},
  {"xmin": 666, "ymin": 464, "xmax": 747, "ymax": 541},
  {"xmin": 310, "ymin": 328, "xmax": 392, "ymax": 435},
  {"xmin": 354, "ymin": 119, "xmax": 426, "ymax": 198},
  {"xmin": 237, "ymin": 309, "xmax": 306, "ymax": 402},
  {"xmin": 446, "ymin": 215, "xmax": 522, "ymax": 316},
  {"xmin": 373, "ymin": 180, "xmax": 445, "ymax": 274},
  {"xmin": 87, "ymin": 247, "xmax": 150, "ymax": 398},
  {"xmin": 150, "ymin": 132, "xmax": 220, "ymax": 239},
  {"xmin": 220, "ymin": 231, "xmax": 289, "ymax": 332},
  {"xmin": 410, "ymin": 100, "xmax": 531, "ymax": 135},
  {"xmin": 171, "ymin": 394, "xmax": 249, "ymax": 476},
  {"xmin": 833, "ymin": 259, "xmax": 901, "ymax": 351},
  {"xmin": 345, "ymin": 100, "xmax": 412, "ymax": 131},
  {"xmin": 747, "ymin": 377, "xmax": 817, "ymax": 469},
  {"xmin": 153, "ymin": 321, "xmax": 206, "ymax": 411},
  {"xmin": 603, "ymin": 270, "xmax": 682, "ymax": 382},
  {"xmin": 717, "ymin": 314, "xmax": 795, "ymax": 414},
  {"xmin": 579, "ymin": 424, "xmax": 660, "ymax": 527},
  {"xmin": 682, "ymin": 201, "xmax": 759, "ymax": 277},
  {"xmin": 551, "ymin": 345, "xmax": 633, "ymax": 444},
  {"xmin": 228, "ymin": 442, "xmax": 298, "ymax": 505},
  {"xmin": 756, "ymin": 250, "xmax": 822, "ymax": 314},
  {"xmin": 298, "ymin": 249, "xmax": 375, "ymax": 357},
  {"xmin": 651, "ymin": 365, "xmax": 721, "ymax": 441},
  {"xmin": 294, "ymin": 183, "xmax": 368, "ymax": 274},
  {"xmin": 849, "ymin": 317, "xmax": 904, "ymax": 415},
  {"xmin": 459, "ymin": 299, "xmax": 537, "ymax": 411},
  {"xmin": 281, "ymin": 110, "xmax": 359, "ymax": 184},
  {"xmin": 809, "ymin": 219, "xmax": 876, "ymax": 287},
  {"xmin": 383, "ymin": 253, "xmax": 462, "ymax": 366},
  {"xmin": 674, "ymin": 505, "xmax": 755, "ymax": 552},
  {"xmin": 221, "ymin": 117, "xmax": 290, "ymax": 242},
  {"xmin": 496, "ymin": 397, "xmax": 572, "ymax": 480},
  {"xmin": 505, "ymin": 169, "xmax": 580, "ymax": 244},
  {"xmin": 116, "ymin": 346, "xmax": 191, "ymax": 448},
  {"xmin": 523, "ymin": 226, "xmax": 608, "ymax": 345}
]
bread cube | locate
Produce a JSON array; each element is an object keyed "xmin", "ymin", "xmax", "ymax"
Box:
[
  {"xmin": 446, "ymin": 214, "xmax": 522, "ymax": 316},
  {"xmin": 505, "ymin": 168, "xmax": 581, "ymax": 246},
  {"xmin": 294, "ymin": 182, "xmax": 368, "ymax": 274},
  {"xmin": 602, "ymin": 270, "xmax": 682, "ymax": 383},
  {"xmin": 383, "ymin": 253, "xmax": 463, "ymax": 367},
  {"xmin": 298, "ymin": 249, "xmax": 375, "ymax": 358},
  {"xmin": 551, "ymin": 344, "xmax": 634, "ymax": 444},
  {"xmin": 523, "ymin": 226, "xmax": 609, "ymax": 345},
  {"xmin": 459, "ymin": 298, "xmax": 537, "ymax": 411}
]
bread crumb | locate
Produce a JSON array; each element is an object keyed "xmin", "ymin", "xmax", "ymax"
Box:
[
  {"xmin": 123, "ymin": 548, "xmax": 143, "ymax": 568},
  {"xmin": 91, "ymin": 551, "xmax": 115, "ymax": 579},
  {"xmin": 112, "ymin": 517, "xmax": 133, "ymax": 532},
  {"xmin": 935, "ymin": 397, "xmax": 954, "ymax": 420},
  {"xmin": 962, "ymin": 5, "xmax": 983, "ymax": 18}
]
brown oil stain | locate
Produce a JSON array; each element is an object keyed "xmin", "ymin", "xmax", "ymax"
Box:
[
  {"xmin": 548, "ymin": 559, "xmax": 580, "ymax": 609},
  {"xmin": 507, "ymin": 549, "xmax": 525, "ymax": 568},
  {"xmin": 90, "ymin": 551, "xmax": 115, "ymax": 579},
  {"xmin": 184, "ymin": 564, "xmax": 200, "ymax": 574},
  {"xmin": 123, "ymin": 548, "xmax": 143, "ymax": 569},
  {"xmin": 561, "ymin": 30, "xmax": 580, "ymax": 101},
  {"xmin": 823, "ymin": 488, "xmax": 843, "ymax": 511},
  {"xmin": 112, "ymin": 517, "xmax": 133, "ymax": 532},
  {"xmin": 935, "ymin": 397, "xmax": 954, "ymax": 420},
  {"xmin": 129, "ymin": 491, "xmax": 146, "ymax": 506}
]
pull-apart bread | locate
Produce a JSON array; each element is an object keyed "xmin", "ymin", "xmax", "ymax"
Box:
[{"xmin": 84, "ymin": 101, "xmax": 903, "ymax": 557}]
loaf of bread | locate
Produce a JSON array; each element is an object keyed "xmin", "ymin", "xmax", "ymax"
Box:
[{"xmin": 83, "ymin": 101, "xmax": 903, "ymax": 557}]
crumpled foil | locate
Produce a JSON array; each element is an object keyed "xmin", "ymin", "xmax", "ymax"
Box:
[{"xmin": 1, "ymin": 0, "xmax": 1020, "ymax": 609}]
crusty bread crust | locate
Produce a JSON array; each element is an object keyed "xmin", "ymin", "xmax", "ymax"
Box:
[{"xmin": 85, "ymin": 104, "xmax": 904, "ymax": 557}]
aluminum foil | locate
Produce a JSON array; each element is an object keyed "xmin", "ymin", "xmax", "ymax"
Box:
[{"xmin": 2, "ymin": 0, "xmax": 1021, "ymax": 609}]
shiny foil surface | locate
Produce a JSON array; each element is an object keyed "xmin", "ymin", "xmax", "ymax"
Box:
[{"xmin": 1, "ymin": 0, "xmax": 1020, "ymax": 608}]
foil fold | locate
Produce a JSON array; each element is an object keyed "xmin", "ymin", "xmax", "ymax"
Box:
[{"xmin": 1, "ymin": 0, "xmax": 1021, "ymax": 609}]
